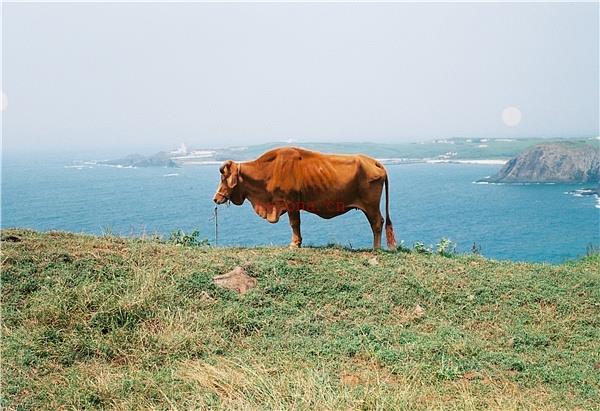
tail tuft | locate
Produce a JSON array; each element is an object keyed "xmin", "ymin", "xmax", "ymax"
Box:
[
  {"xmin": 384, "ymin": 174, "xmax": 397, "ymax": 250},
  {"xmin": 386, "ymin": 222, "xmax": 397, "ymax": 250}
]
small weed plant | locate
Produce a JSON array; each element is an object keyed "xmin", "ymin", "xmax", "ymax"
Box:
[{"xmin": 167, "ymin": 229, "xmax": 209, "ymax": 247}]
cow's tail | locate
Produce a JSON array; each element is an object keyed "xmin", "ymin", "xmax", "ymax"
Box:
[{"xmin": 384, "ymin": 174, "xmax": 397, "ymax": 250}]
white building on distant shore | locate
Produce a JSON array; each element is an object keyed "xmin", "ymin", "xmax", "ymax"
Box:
[{"xmin": 170, "ymin": 143, "xmax": 188, "ymax": 155}]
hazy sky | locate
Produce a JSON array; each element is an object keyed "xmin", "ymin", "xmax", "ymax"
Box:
[{"xmin": 2, "ymin": 2, "xmax": 598, "ymax": 154}]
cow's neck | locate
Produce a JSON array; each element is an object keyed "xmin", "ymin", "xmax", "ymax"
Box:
[
  {"xmin": 238, "ymin": 161, "xmax": 271, "ymax": 203},
  {"xmin": 238, "ymin": 161, "xmax": 283, "ymax": 222}
]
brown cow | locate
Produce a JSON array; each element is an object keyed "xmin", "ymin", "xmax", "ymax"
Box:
[{"xmin": 213, "ymin": 147, "xmax": 397, "ymax": 250}]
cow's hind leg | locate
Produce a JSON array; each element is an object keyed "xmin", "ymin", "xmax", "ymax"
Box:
[
  {"xmin": 363, "ymin": 208, "xmax": 384, "ymax": 250},
  {"xmin": 288, "ymin": 210, "xmax": 302, "ymax": 248}
]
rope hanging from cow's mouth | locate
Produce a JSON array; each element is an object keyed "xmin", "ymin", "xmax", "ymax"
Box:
[
  {"xmin": 213, "ymin": 200, "xmax": 231, "ymax": 246},
  {"xmin": 214, "ymin": 205, "xmax": 218, "ymax": 246}
]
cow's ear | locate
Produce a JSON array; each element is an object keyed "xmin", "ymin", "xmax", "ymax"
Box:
[
  {"xmin": 220, "ymin": 160, "xmax": 233, "ymax": 175},
  {"xmin": 227, "ymin": 162, "xmax": 238, "ymax": 188}
]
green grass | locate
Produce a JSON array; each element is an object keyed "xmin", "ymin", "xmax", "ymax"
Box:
[{"xmin": 2, "ymin": 229, "xmax": 599, "ymax": 410}]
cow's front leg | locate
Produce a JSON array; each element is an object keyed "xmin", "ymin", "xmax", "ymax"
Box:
[{"xmin": 288, "ymin": 210, "xmax": 302, "ymax": 248}]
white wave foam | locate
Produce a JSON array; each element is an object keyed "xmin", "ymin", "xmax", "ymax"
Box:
[
  {"xmin": 564, "ymin": 188, "xmax": 600, "ymax": 208},
  {"xmin": 427, "ymin": 159, "xmax": 507, "ymax": 165},
  {"xmin": 180, "ymin": 161, "xmax": 222, "ymax": 165},
  {"xmin": 97, "ymin": 164, "xmax": 136, "ymax": 169},
  {"xmin": 471, "ymin": 181, "xmax": 508, "ymax": 185}
]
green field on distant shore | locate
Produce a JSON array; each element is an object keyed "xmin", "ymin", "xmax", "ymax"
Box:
[{"xmin": 209, "ymin": 138, "xmax": 598, "ymax": 162}]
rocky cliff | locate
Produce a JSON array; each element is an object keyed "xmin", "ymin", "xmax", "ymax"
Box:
[{"xmin": 479, "ymin": 142, "xmax": 599, "ymax": 183}]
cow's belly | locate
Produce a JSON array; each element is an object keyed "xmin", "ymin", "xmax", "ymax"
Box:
[
  {"xmin": 292, "ymin": 199, "xmax": 358, "ymax": 216},
  {"xmin": 311, "ymin": 207, "xmax": 355, "ymax": 219},
  {"xmin": 251, "ymin": 182, "xmax": 376, "ymax": 223},
  {"xmin": 251, "ymin": 196, "xmax": 358, "ymax": 222},
  {"xmin": 281, "ymin": 188, "xmax": 364, "ymax": 217}
]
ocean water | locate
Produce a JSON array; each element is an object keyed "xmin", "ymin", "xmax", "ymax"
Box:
[{"xmin": 2, "ymin": 155, "xmax": 598, "ymax": 263}]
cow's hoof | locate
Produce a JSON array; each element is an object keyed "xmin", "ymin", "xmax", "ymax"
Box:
[{"xmin": 289, "ymin": 243, "xmax": 301, "ymax": 249}]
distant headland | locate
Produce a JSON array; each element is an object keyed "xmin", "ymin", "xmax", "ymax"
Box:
[{"xmin": 477, "ymin": 140, "xmax": 599, "ymax": 185}]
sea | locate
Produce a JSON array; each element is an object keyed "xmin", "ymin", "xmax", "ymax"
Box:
[{"xmin": 2, "ymin": 154, "xmax": 598, "ymax": 264}]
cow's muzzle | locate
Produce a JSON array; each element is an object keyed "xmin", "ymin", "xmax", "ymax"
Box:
[{"xmin": 213, "ymin": 192, "xmax": 228, "ymax": 204}]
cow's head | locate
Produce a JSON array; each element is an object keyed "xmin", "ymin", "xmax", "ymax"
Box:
[{"xmin": 213, "ymin": 160, "xmax": 244, "ymax": 205}]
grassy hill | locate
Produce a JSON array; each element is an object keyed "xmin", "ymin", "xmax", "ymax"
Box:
[{"xmin": 2, "ymin": 229, "xmax": 599, "ymax": 410}]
